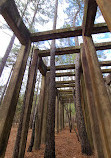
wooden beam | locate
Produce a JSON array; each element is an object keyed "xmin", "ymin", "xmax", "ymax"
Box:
[
  {"xmin": 56, "ymin": 80, "xmax": 75, "ymax": 84},
  {"xmin": 48, "ymin": 61, "xmax": 111, "ymax": 73},
  {"xmin": 59, "ymin": 89, "xmax": 73, "ymax": 93},
  {"xmin": 95, "ymin": 42, "xmax": 111, "ymax": 51},
  {"xmin": 47, "ymin": 64, "xmax": 75, "ymax": 71},
  {"xmin": 83, "ymin": 36, "xmax": 111, "ymax": 157},
  {"xmin": 56, "ymin": 84, "xmax": 75, "ymax": 88},
  {"xmin": 38, "ymin": 56, "xmax": 47, "ymax": 76},
  {"xmin": 101, "ymin": 69, "xmax": 111, "ymax": 73},
  {"xmin": 81, "ymin": 46, "xmax": 104, "ymax": 157},
  {"xmin": 0, "ymin": 0, "xmax": 30, "ymax": 45},
  {"xmin": 38, "ymin": 46, "xmax": 80, "ymax": 57},
  {"xmin": 83, "ymin": 0, "xmax": 97, "ymax": 36},
  {"xmin": 17, "ymin": 50, "xmax": 38, "ymax": 158},
  {"xmin": 59, "ymin": 94, "xmax": 73, "ymax": 97},
  {"xmin": 56, "ymin": 72, "xmax": 75, "ymax": 77},
  {"xmin": 0, "ymin": 42, "xmax": 31, "ymax": 157},
  {"xmin": 38, "ymin": 41, "xmax": 111, "ymax": 57},
  {"xmin": 31, "ymin": 23, "xmax": 109, "ymax": 42},
  {"xmin": 96, "ymin": 0, "xmax": 111, "ymax": 32},
  {"xmin": 100, "ymin": 61, "xmax": 111, "ymax": 67}
]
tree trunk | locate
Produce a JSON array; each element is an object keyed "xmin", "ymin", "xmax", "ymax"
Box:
[
  {"xmin": 44, "ymin": 0, "xmax": 58, "ymax": 157},
  {"xmin": 0, "ymin": 34, "xmax": 15, "ymax": 77}
]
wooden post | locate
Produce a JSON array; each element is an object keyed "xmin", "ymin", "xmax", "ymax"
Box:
[
  {"xmin": 17, "ymin": 50, "xmax": 38, "ymax": 158},
  {"xmin": 41, "ymin": 72, "xmax": 50, "ymax": 144},
  {"xmin": 75, "ymin": 53, "xmax": 92, "ymax": 155},
  {"xmin": 57, "ymin": 94, "xmax": 60, "ymax": 133},
  {"xmin": 0, "ymin": 42, "xmax": 31, "ymax": 158},
  {"xmin": 59, "ymin": 101, "xmax": 62, "ymax": 131},
  {"xmin": 81, "ymin": 45, "xmax": 104, "ymax": 157},
  {"xmin": 80, "ymin": 73, "xmax": 93, "ymax": 149},
  {"xmin": 96, "ymin": 0, "xmax": 111, "ymax": 32},
  {"xmin": 55, "ymin": 96, "xmax": 58, "ymax": 132},
  {"xmin": 34, "ymin": 75, "xmax": 46, "ymax": 150},
  {"xmin": 62, "ymin": 104, "xmax": 64, "ymax": 129},
  {"xmin": 83, "ymin": 36, "xmax": 111, "ymax": 157}
]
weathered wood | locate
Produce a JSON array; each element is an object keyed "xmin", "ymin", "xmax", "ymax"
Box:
[
  {"xmin": 55, "ymin": 96, "xmax": 58, "ymax": 132},
  {"xmin": 56, "ymin": 72, "xmax": 75, "ymax": 77},
  {"xmin": 41, "ymin": 72, "xmax": 50, "ymax": 144},
  {"xmin": 38, "ymin": 46, "xmax": 80, "ymax": 57},
  {"xmin": 95, "ymin": 42, "xmax": 111, "ymax": 51},
  {"xmin": 83, "ymin": 0, "xmax": 97, "ymax": 36},
  {"xmin": 34, "ymin": 76, "xmax": 46, "ymax": 150},
  {"xmin": 59, "ymin": 89, "xmax": 73, "ymax": 93},
  {"xmin": 105, "ymin": 74, "xmax": 111, "ymax": 85},
  {"xmin": 31, "ymin": 23, "xmax": 108, "ymax": 42},
  {"xmin": 59, "ymin": 103, "xmax": 63, "ymax": 131},
  {"xmin": 0, "ymin": 0, "xmax": 30, "ymax": 45},
  {"xmin": 18, "ymin": 50, "xmax": 38, "ymax": 158},
  {"xmin": 57, "ymin": 94, "xmax": 59, "ymax": 133},
  {"xmin": 59, "ymin": 94, "xmax": 73, "ymax": 98},
  {"xmin": 80, "ymin": 73, "xmax": 94, "ymax": 149},
  {"xmin": 38, "ymin": 41, "xmax": 111, "ymax": 57},
  {"xmin": 56, "ymin": 80, "xmax": 75, "ymax": 84},
  {"xmin": 47, "ymin": 64, "xmax": 75, "ymax": 71},
  {"xmin": 101, "ymin": 69, "xmax": 111, "ymax": 73},
  {"xmin": 60, "ymin": 96, "xmax": 73, "ymax": 99},
  {"xmin": 38, "ymin": 56, "xmax": 47, "ymax": 76},
  {"xmin": 56, "ymin": 84, "xmax": 75, "ymax": 88},
  {"xmin": 81, "ymin": 46, "xmax": 104, "ymax": 157},
  {"xmin": 47, "ymin": 61, "xmax": 111, "ymax": 73},
  {"xmin": 100, "ymin": 61, "xmax": 111, "ymax": 67},
  {"xmin": 96, "ymin": 0, "xmax": 111, "ymax": 32},
  {"xmin": 83, "ymin": 36, "xmax": 111, "ymax": 157},
  {"xmin": 0, "ymin": 42, "xmax": 31, "ymax": 158},
  {"xmin": 75, "ymin": 53, "xmax": 92, "ymax": 155}
]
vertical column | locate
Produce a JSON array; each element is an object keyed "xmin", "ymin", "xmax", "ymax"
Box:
[
  {"xmin": 34, "ymin": 75, "xmax": 46, "ymax": 150},
  {"xmin": 41, "ymin": 72, "xmax": 50, "ymax": 144},
  {"xmin": 59, "ymin": 101, "xmax": 62, "ymax": 131},
  {"xmin": 0, "ymin": 42, "xmax": 31, "ymax": 158},
  {"xmin": 55, "ymin": 96, "xmax": 58, "ymax": 132},
  {"xmin": 83, "ymin": 36, "xmax": 111, "ymax": 157},
  {"xmin": 62, "ymin": 104, "xmax": 64, "ymax": 129},
  {"xmin": 57, "ymin": 94, "xmax": 59, "ymax": 133},
  {"xmin": 17, "ymin": 50, "xmax": 38, "ymax": 158},
  {"xmin": 80, "ymin": 73, "xmax": 93, "ymax": 149},
  {"xmin": 75, "ymin": 53, "xmax": 92, "ymax": 155}
]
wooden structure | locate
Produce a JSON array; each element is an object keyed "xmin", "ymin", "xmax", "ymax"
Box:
[{"xmin": 0, "ymin": 0, "xmax": 111, "ymax": 157}]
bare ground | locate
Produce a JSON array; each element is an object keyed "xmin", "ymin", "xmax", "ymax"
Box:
[{"xmin": 5, "ymin": 127, "xmax": 95, "ymax": 158}]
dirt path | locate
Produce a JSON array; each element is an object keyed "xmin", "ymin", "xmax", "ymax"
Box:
[{"xmin": 5, "ymin": 128, "xmax": 95, "ymax": 158}]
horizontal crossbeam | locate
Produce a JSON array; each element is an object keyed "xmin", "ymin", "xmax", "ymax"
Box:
[
  {"xmin": 47, "ymin": 64, "xmax": 75, "ymax": 71},
  {"xmin": 59, "ymin": 89, "xmax": 73, "ymax": 93},
  {"xmin": 56, "ymin": 72, "xmax": 75, "ymax": 77},
  {"xmin": 38, "ymin": 42, "xmax": 111, "ymax": 57},
  {"xmin": 31, "ymin": 23, "xmax": 108, "ymax": 42},
  {"xmin": 56, "ymin": 84, "xmax": 75, "ymax": 88},
  {"xmin": 102, "ymin": 69, "xmax": 111, "ymax": 73},
  {"xmin": 56, "ymin": 80, "xmax": 75, "ymax": 84}
]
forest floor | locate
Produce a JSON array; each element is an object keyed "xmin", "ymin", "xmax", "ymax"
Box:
[{"xmin": 5, "ymin": 127, "xmax": 95, "ymax": 158}]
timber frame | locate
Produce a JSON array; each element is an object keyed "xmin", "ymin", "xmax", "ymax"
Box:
[{"xmin": 0, "ymin": 0, "xmax": 111, "ymax": 157}]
